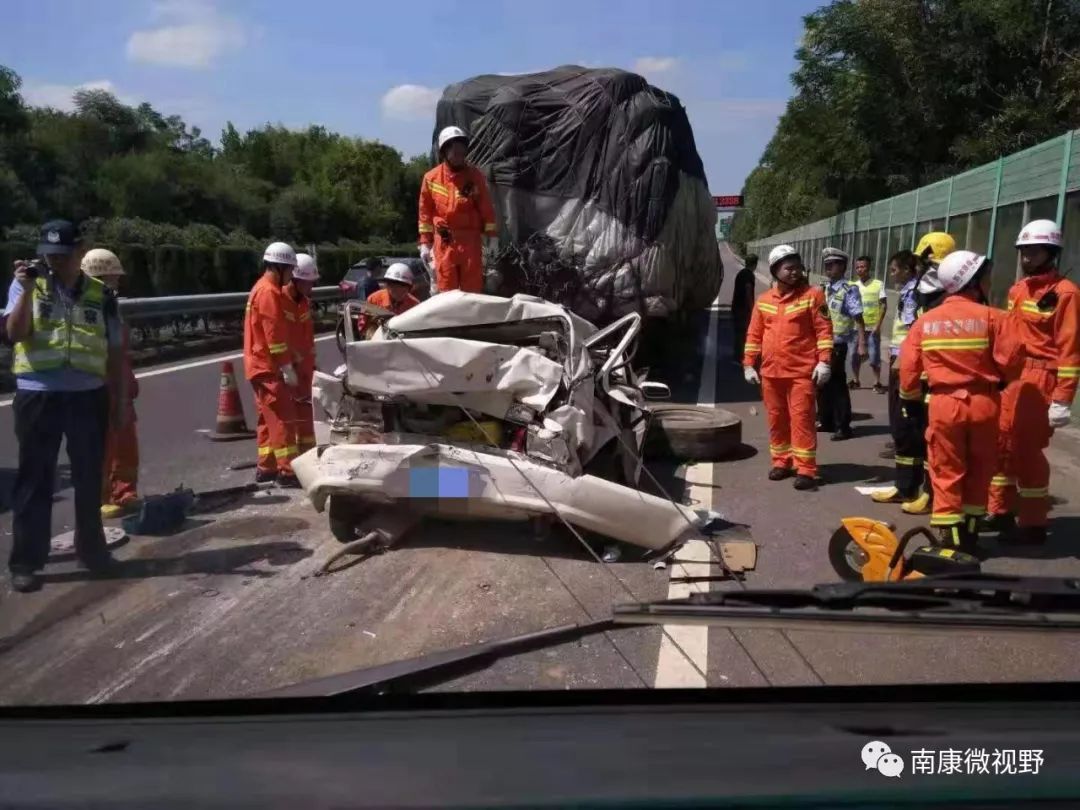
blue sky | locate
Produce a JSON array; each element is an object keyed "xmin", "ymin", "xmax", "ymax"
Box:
[{"xmin": 5, "ymin": 0, "xmax": 823, "ymax": 192}]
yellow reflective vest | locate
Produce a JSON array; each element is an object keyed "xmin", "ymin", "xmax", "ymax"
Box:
[
  {"xmin": 856, "ymin": 278, "xmax": 885, "ymax": 328},
  {"xmin": 12, "ymin": 275, "xmax": 109, "ymax": 378}
]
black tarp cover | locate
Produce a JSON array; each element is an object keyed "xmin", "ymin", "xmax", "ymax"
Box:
[{"xmin": 433, "ymin": 65, "xmax": 721, "ymax": 320}]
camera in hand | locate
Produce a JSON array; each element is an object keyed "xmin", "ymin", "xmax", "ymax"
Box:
[{"xmin": 22, "ymin": 258, "xmax": 47, "ymax": 279}]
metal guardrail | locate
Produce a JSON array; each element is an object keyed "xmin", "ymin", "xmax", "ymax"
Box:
[{"xmin": 118, "ymin": 286, "xmax": 340, "ymax": 319}]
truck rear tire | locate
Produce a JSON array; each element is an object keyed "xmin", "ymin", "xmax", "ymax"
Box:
[{"xmin": 643, "ymin": 404, "xmax": 742, "ymax": 462}]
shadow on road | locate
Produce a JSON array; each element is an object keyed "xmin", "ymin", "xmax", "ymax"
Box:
[
  {"xmin": 406, "ymin": 520, "xmax": 592, "ymax": 561},
  {"xmin": 40, "ymin": 540, "xmax": 313, "ymax": 585},
  {"xmin": 983, "ymin": 516, "xmax": 1080, "ymax": 562},
  {"xmin": 819, "ymin": 463, "xmax": 895, "ymax": 485}
]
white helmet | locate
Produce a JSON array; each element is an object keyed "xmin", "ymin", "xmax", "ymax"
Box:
[
  {"xmin": 438, "ymin": 125, "xmax": 468, "ymax": 152},
  {"xmin": 293, "ymin": 253, "xmax": 319, "ymax": 281},
  {"xmin": 383, "ymin": 262, "xmax": 414, "ymax": 285},
  {"xmin": 1016, "ymin": 219, "xmax": 1063, "ymax": 248},
  {"xmin": 917, "ymin": 266, "xmax": 945, "ymax": 295},
  {"xmin": 937, "ymin": 250, "xmax": 987, "ymax": 294},
  {"xmin": 768, "ymin": 244, "xmax": 799, "ymax": 269},
  {"xmin": 81, "ymin": 248, "xmax": 124, "ymax": 278},
  {"xmin": 262, "ymin": 241, "xmax": 298, "ymax": 267}
]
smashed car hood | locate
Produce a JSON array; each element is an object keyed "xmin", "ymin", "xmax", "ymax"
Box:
[
  {"xmin": 346, "ymin": 337, "xmax": 564, "ymax": 419},
  {"xmin": 387, "ymin": 291, "xmax": 597, "ymax": 342}
]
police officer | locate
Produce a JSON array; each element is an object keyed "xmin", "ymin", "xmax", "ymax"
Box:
[
  {"xmin": 4, "ymin": 221, "xmax": 125, "ymax": 592},
  {"xmin": 818, "ymin": 247, "xmax": 867, "ymax": 440}
]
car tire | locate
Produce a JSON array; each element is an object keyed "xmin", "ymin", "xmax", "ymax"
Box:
[
  {"xmin": 643, "ymin": 403, "xmax": 742, "ymax": 462},
  {"xmin": 328, "ymin": 495, "xmax": 370, "ymax": 544}
]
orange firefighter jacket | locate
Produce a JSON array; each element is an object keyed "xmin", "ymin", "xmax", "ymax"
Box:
[
  {"xmin": 357, "ymin": 288, "xmax": 421, "ymax": 334},
  {"xmin": 898, "ymin": 292, "xmax": 1021, "ymax": 398},
  {"xmin": 1003, "ymin": 271, "xmax": 1080, "ymax": 404},
  {"xmin": 418, "ymin": 163, "xmax": 497, "ymax": 246},
  {"xmin": 243, "ymin": 273, "xmax": 294, "ymax": 381},
  {"xmin": 742, "ymin": 282, "xmax": 833, "ymax": 378},
  {"xmin": 288, "ymin": 287, "xmax": 315, "ymax": 378}
]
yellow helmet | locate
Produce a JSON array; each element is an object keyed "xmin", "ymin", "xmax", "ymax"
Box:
[{"xmin": 914, "ymin": 232, "xmax": 956, "ymax": 265}]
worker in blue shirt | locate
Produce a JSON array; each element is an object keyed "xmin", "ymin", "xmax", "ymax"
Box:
[
  {"xmin": 818, "ymin": 247, "xmax": 867, "ymax": 441},
  {"xmin": 4, "ymin": 220, "xmax": 126, "ymax": 593}
]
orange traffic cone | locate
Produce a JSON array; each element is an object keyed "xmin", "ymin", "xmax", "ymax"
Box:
[{"xmin": 208, "ymin": 360, "xmax": 257, "ymax": 441}]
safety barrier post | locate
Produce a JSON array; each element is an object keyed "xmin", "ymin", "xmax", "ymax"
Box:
[
  {"xmin": 986, "ymin": 156, "xmax": 1005, "ymax": 259},
  {"xmin": 909, "ymin": 187, "xmax": 920, "ymax": 250},
  {"xmin": 944, "ymin": 177, "xmax": 955, "ymax": 231},
  {"xmin": 1057, "ymin": 130, "xmax": 1074, "ymax": 225}
]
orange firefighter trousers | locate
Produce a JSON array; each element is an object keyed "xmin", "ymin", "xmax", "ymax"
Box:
[
  {"xmin": 926, "ymin": 390, "xmax": 999, "ymax": 528},
  {"xmin": 435, "ymin": 234, "xmax": 484, "ymax": 293},
  {"xmin": 102, "ymin": 415, "xmax": 138, "ymax": 506},
  {"xmin": 987, "ymin": 366, "xmax": 1055, "ymax": 527},
  {"xmin": 253, "ymin": 375, "xmax": 297, "ymax": 476},
  {"xmin": 762, "ymin": 375, "xmax": 817, "ymax": 477}
]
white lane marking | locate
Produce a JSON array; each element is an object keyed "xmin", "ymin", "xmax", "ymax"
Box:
[
  {"xmin": 0, "ymin": 334, "xmax": 337, "ymax": 408},
  {"xmin": 653, "ymin": 292, "xmax": 723, "ymax": 688}
]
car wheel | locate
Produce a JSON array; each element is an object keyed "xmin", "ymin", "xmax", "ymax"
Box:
[
  {"xmin": 643, "ymin": 403, "xmax": 742, "ymax": 462},
  {"xmin": 328, "ymin": 494, "xmax": 370, "ymax": 544}
]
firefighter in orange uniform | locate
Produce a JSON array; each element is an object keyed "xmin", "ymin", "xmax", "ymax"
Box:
[
  {"xmin": 984, "ymin": 220, "xmax": 1080, "ymax": 544},
  {"xmin": 357, "ymin": 262, "xmax": 420, "ymax": 335},
  {"xmin": 900, "ymin": 250, "xmax": 1021, "ymax": 550},
  {"xmin": 287, "ymin": 252, "xmax": 319, "ymax": 454},
  {"xmin": 81, "ymin": 249, "xmax": 140, "ymax": 518},
  {"xmin": 244, "ymin": 242, "xmax": 300, "ymax": 486},
  {"xmin": 743, "ymin": 244, "xmax": 834, "ymax": 491},
  {"xmin": 418, "ymin": 126, "xmax": 497, "ymax": 294}
]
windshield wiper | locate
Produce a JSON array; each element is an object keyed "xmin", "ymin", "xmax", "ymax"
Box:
[
  {"xmin": 615, "ymin": 573, "xmax": 1080, "ymax": 634},
  {"xmin": 262, "ymin": 575, "xmax": 1080, "ymax": 698}
]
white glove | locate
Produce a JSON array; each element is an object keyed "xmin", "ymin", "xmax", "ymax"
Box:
[
  {"xmin": 281, "ymin": 363, "xmax": 299, "ymax": 388},
  {"xmin": 743, "ymin": 366, "xmax": 760, "ymax": 385},
  {"xmin": 419, "ymin": 244, "xmax": 435, "ymax": 269},
  {"xmin": 812, "ymin": 362, "xmax": 832, "ymax": 387},
  {"xmin": 1049, "ymin": 401, "xmax": 1071, "ymax": 428}
]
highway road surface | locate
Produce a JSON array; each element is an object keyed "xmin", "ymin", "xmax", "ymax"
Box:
[{"xmin": 3, "ymin": 251, "xmax": 1080, "ymax": 704}]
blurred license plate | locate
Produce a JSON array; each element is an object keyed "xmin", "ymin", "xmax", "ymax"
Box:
[{"xmin": 408, "ymin": 467, "xmax": 469, "ymax": 498}]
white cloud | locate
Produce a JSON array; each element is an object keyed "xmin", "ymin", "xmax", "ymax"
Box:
[
  {"xmin": 21, "ymin": 80, "xmax": 131, "ymax": 111},
  {"xmin": 126, "ymin": 1, "xmax": 247, "ymax": 69},
  {"xmin": 380, "ymin": 84, "xmax": 441, "ymax": 121},
  {"xmin": 633, "ymin": 56, "xmax": 679, "ymax": 78}
]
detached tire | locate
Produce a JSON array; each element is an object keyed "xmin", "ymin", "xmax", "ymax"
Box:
[{"xmin": 643, "ymin": 403, "xmax": 741, "ymax": 462}]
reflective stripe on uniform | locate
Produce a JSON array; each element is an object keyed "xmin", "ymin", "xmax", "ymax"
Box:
[
  {"xmin": 744, "ymin": 343, "xmax": 761, "ymax": 352},
  {"xmin": 894, "ymin": 455, "xmax": 922, "ymax": 466},
  {"xmin": 816, "ymin": 340, "xmax": 833, "ymax": 350},
  {"xmin": 484, "ymin": 223, "xmax": 496, "ymax": 233},
  {"xmin": 791, "ymin": 448, "xmax": 816, "ymax": 459},
  {"xmin": 758, "ymin": 302, "xmax": 778, "ymax": 314},
  {"xmin": 258, "ymin": 446, "xmax": 273, "ymax": 457},
  {"xmin": 899, "ymin": 387, "xmax": 922, "ymax": 401},
  {"xmin": 962, "ymin": 504, "xmax": 987, "ymax": 516},
  {"xmin": 990, "ymin": 475, "xmax": 1015, "ymax": 487},
  {"xmin": 921, "ymin": 338, "xmax": 990, "ymax": 351},
  {"xmin": 428, "ymin": 181, "xmax": 450, "ymax": 196},
  {"xmin": 1018, "ymin": 487, "xmax": 1049, "ymax": 498},
  {"xmin": 418, "ymin": 223, "xmax": 434, "ymax": 233},
  {"xmin": 930, "ymin": 512, "xmax": 963, "ymax": 526},
  {"xmin": 268, "ymin": 342, "xmax": 289, "ymax": 354},
  {"xmin": 785, "ymin": 299, "xmax": 813, "ymax": 314},
  {"xmin": 1059, "ymin": 366, "xmax": 1080, "ymax": 379}
]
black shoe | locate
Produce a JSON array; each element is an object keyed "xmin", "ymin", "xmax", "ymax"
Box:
[
  {"xmin": 831, "ymin": 429, "xmax": 853, "ymax": 442},
  {"xmin": 793, "ymin": 475, "xmax": 817, "ymax": 491},
  {"xmin": 873, "ymin": 383, "xmax": 887, "ymax": 394},
  {"xmin": 978, "ymin": 512, "xmax": 1016, "ymax": 534},
  {"xmin": 276, "ymin": 474, "xmax": 302, "ymax": 489},
  {"xmin": 255, "ymin": 469, "xmax": 278, "ymax": 484},
  {"xmin": 817, "ymin": 423, "xmax": 833, "ymax": 433},
  {"xmin": 10, "ymin": 571, "xmax": 40, "ymax": 593},
  {"xmin": 768, "ymin": 466, "xmax": 794, "ymax": 481}
]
